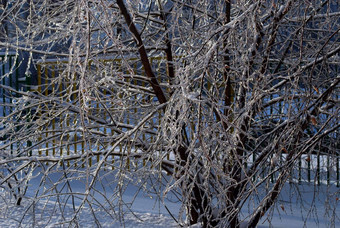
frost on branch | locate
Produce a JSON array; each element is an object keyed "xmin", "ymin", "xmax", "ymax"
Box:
[{"xmin": 0, "ymin": 0, "xmax": 339, "ymax": 227}]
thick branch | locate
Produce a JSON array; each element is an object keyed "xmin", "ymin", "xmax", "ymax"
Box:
[{"xmin": 116, "ymin": 0, "xmax": 167, "ymax": 104}]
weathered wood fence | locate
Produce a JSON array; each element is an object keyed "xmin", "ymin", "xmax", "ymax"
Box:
[{"xmin": 0, "ymin": 54, "xmax": 339, "ymax": 187}]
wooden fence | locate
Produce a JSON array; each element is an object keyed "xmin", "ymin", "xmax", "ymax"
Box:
[
  {"xmin": 0, "ymin": 52, "xmax": 21, "ymax": 117},
  {"xmin": 0, "ymin": 55, "xmax": 339, "ymax": 187},
  {"xmin": 32, "ymin": 57, "xmax": 170, "ymax": 169}
]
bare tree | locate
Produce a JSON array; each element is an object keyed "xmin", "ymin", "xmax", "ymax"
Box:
[{"xmin": 0, "ymin": 0, "xmax": 339, "ymax": 227}]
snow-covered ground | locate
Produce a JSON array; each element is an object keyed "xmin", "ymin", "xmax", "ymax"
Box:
[{"xmin": 1, "ymin": 168, "xmax": 339, "ymax": 228}]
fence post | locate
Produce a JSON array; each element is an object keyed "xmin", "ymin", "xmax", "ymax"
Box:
[
  {"xmin": 336, "ymin": 130, "xmax": 339, "ymax": 187},
  {"xmin": 26, "ymin": 67, "xmax": 32, "ymax": 156},
  {"xmin": 298, "ymin": 156, "xmax": 302, "ymax": 184},
  {"xmin": 2, "ymin": 55, "xmax": 5, "ymax": 118},
  {"xmin": 317, "ymin": 144, "xmax": 320, "ymax": 186},
  {"xmin": 337, "ymin": 156, "xmax": 339, "ymax": 187},
  {"xmin": 9, "ymin": 56, "xmax": 14, "ymax": 153},
  {"xmin": 307, "ymin": 156, "xmax": 311, "ymax": 183}
]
